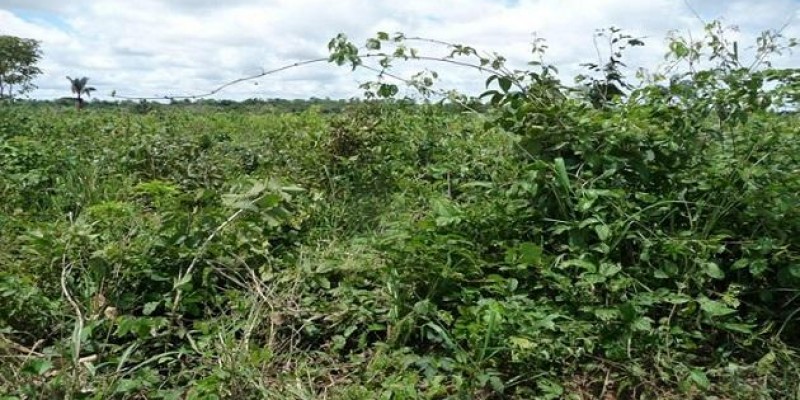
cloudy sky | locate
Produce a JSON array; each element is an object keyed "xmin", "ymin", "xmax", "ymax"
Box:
[{"xmin": 1, "ymin": 0, "xmax": 798, "ymax": 100}]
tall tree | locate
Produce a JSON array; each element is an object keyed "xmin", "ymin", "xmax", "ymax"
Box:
[
  {"xmin": 0, "ymin": 35, "xmax": 42, "ymax": 99},
  {"xmin": 66, "ymin": 76, "xmax": 96, "ymax": 110}
]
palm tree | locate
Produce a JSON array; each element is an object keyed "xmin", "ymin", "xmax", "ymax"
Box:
[{"xmin": 66, "ymin": 76, "xmax": 96, "ymax": 110}]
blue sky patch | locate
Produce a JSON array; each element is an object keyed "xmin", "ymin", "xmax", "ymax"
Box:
[{"xmin": 10, "ymin": 8, "xmax": 72, "ymax": 32}]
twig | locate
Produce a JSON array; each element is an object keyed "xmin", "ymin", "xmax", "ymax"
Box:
[
  {"xmin": 1, "ymin": 337, "xmax": 45, "ymax": 357},
  {"xmin": 777, "ymin": 305, "xmax": 800, "ymax": 337},
  {"xmin": 78, "ymin": 354, "xmax": 98, "ymax": 364},
  {"xmin": 356, "ymin": 63, "xmax": 485, "ymax": 114},
  {"xmin": 747, "ymin": 15, "xmax": 797, "ymax": 72},
  {"xmin": 682, "ymin": 0, "xmax": 707, "ymax": 27},
  {"xmin": 112, "ymin": 40, "xmax": 505, "ymax": 106},
  {"xmin": 598, "ymin": 368, "xmax": 612, "ymax": 399},
  {"xmin": 113, "ymin": 58, "xmax": 330, "ymax": 100}
]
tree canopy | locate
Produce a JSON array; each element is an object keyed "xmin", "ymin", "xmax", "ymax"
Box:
[{"xmin": 0, "ymin": 35, "xmax": 42, "ymax": 99}]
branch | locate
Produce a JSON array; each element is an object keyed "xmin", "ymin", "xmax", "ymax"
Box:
[
  {"xmin": 111, "ymin": 38, "xmax": 509, "ymax": 102},
  {"xmin": 356, "ymin": 63, "xmax": 486, "ymax": 115},
  {"xmin": 0, "ymin": 336, "xmax": 45, "ymax": 357},
  {"xmin": 113, "ymin": 57, "xmax": 330, "ymax": 101}
]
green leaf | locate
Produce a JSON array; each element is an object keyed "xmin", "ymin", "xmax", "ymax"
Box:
[
  {"xmin": 756, "ymin": 351, "xmax": 776, "ymax": 375},
  {"xmin": 229, "ymin": 200, "xmax": 258, "ymax": 212},
  {"xmin": 581, "ymin": 273, "xmax": 606, "ymax": 284},
  {"xmin": 594, "ymin": 308, "xmax": 620, "ymax": 321},
  {"xmin": 424, "ymin": 322, "xmax": 456, "ymax": 350},
  {"xmin": 377, "ymin": 83, "xmax": 398, "ymax": 98},
  {"xmin": 22, "ymin": 359, "xmax": 53, "ymax": 376},
  {"xmin": 498, "ymin": 76, "xmax": 512, "ymax": 92},
  {"xmin": 116, "ymin": 343, "xmax": 139, "ymax": 373},
  {"xmin": 689, "ymin": 369, "xmax": 710, "ymax": 390},
  {"xmin": 173, "ymin": 273, "xmax": 192, "ymax": 290},
  {"xmin": 534, "ymin": 314, "xmax": 559, "ymax": 331},
  {"xmin": 749, "ymin": 259, "xmax": 768, "ymax": 276},
  {"xmin": 317, "ymin": 276, "xmax": 331, "ymax": 290},
  {"xmin": 489, "ymin": 375, "xmax": 504, "ymax": 393},
  {"xmin": 537, "ymin": 379, "xmax": 564, "ymax": 399},
  {"xmin": 731, "ymin": 258, "xmax": 750, "ymax": 270},
  {"xmin": 594, "ymin": 224, "xmax": 610, "ymax": 241},
  {"xmin": 561, "ymin": 258, "xmax": 596, "ymax": 272},
  {"xmin": 554, "ymin": 157, "xmax": 571, "ymax": 193},
  {"xmin": 599, "ymin": 262, "xmax": 622, "ymax": 277},
  {"xmin": 366, "ymin": 38, "xmax": 381, "ymax": 50},
  {"xmin": 509, "ymin": 336, "xmax": 534, "ymax": 350},
  {"xmin": 485, "ymin": 74, "xmax": 498, "ymax": 88},
  {"xmin": 631, "ymin": 317, "xmax": 653, "ymax": 332},
  {"xmin": 114, "ymin": 378, "xmax": 145, "ymax": 394},
  {"xmin": 720, "ymin": 323, "xmax": 754, "ymax": 334},
  {"xmin": 654, "ymin": 269, "xmax": 670, "ymax": 279},
  {"xmin": 516, "ymin": 242, "xmax": 543, "ymax": 265},
  {"xmin": 280, "ymin": 184, "xmax": 305, "ymax": 194},
  {"xmin": 263, "ymin": 213, "xmax": 282, "ymax": 227},
  {"xmin": 244, "ymin": 181, "xmax": 266, "ymax": 197},
  {"xmin": 143, "ymin": 301, "xmax": 159, "ymax": 316},
  {"xmin": 664, "ymin": 293, "xmax": 692, "ymax": 304},
  {"xmin": 703, "ymin": 261, "xmax": 725, "ymax": 279},
  {"xmin": 698, "ymin": 297, "xmax": 737, "ymax": 317}
]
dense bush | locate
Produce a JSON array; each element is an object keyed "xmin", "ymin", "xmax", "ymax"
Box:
[{"xmin": 1, "ymin": 22, "xmax": 799, "ymax": 399}]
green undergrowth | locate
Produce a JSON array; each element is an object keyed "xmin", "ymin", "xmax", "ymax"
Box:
[{"xmin": 2, "ymin": 23, "xmax": 800, "ymax": 399}]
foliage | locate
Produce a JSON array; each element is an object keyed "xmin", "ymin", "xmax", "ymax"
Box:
[
  {"xmin": 0, "ymin": 35, "xmax": 42, "ymax": 99},
  {"xmin": 2, "ymin": 21, "xmax": 800, "ymax": 399}
]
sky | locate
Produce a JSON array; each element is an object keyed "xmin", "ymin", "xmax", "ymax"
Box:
[{"xmin": 1, "ymin": 0, "xmax": 798, "ymax": 101}]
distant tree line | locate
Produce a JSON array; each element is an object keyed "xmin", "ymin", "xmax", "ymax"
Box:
[
  {"xmin": 0, "ymin": 33, "xmax": 491, "ymax": 113},
  {"xmin": 8, "ymin": 96, "xmax": 489, "ymax": 114}
]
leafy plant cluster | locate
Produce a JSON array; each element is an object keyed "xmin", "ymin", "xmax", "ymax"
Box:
[
  {"xmin": 0, "ymin": 35, "xmax": 42, "ymax": 100},
  {"xmin": 1, "ymin": 21, "xmax": 800, "ymax": 399}
]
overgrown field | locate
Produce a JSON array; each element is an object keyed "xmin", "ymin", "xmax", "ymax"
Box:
[{"xmin": 3, "ymin": 27, "xmax": 800, "ymax": 399}]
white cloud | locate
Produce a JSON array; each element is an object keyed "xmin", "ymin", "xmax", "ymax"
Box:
[{"xmin": 0, "ymin": 0, "xmax": 798, "ymax": 100}]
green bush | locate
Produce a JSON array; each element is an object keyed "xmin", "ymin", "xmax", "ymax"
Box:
[{"xmin": 1, "ymin": 22, "xmax": 799, "ymax": 399}]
